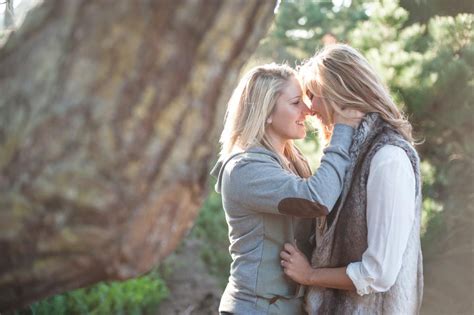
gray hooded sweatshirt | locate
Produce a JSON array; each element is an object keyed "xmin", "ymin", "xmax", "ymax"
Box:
[{"xmin": 211, "ymin": 124, "xmax": 354, "ymax": 315}]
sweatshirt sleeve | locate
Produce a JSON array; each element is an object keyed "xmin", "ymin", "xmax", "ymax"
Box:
[{"xmin": 223, "ymin": 124, "xmax": 354, "ymax": 217}]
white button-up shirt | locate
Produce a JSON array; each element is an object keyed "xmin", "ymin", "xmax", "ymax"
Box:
[{"xmin": 346, "ymin": 145, "xmax": 416, "ymax": 295}]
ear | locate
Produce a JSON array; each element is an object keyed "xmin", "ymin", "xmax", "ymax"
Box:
[{"xmin": 266, "ymin": 117, "xmax": 272, "ymax": 124}]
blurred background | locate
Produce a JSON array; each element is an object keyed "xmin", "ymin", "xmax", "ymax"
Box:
[{"xmin": 2, "ymin": 0, "xmax": 473, "ymax": 314}]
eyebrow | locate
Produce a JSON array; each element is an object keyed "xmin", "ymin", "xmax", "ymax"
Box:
[{"xmin": 287, "ymin": 95, "xmax": 301, "ymax": 101}]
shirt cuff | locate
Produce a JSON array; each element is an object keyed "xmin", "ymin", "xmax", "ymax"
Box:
[
  {"xmin": 346, "ymin": 262, "xmax": 374, "ymax": 296},
  {"xmin": 329, "ymin": 124, "xmax": 354, "ymax": 151}
]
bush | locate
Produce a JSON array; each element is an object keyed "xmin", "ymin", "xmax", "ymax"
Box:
[
  {"xmin": 20, "ymin": 271, "xmax": 168, "ymax": 315},
  {"xmin": 191, "ymin": 179, "xmax": 231, "ymax": 288}
]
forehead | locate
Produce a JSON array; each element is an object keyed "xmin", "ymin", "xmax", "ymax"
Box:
[
  {"xmin": 299, "ymin": 64, "xmax": 319, "ymax": 88},
  {"xmin": 281, "ymin": 76, "xmax": 302, "ymax": 96}
]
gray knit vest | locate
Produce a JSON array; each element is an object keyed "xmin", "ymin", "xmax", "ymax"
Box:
[{"xmin": 306, "ymin": 113, "xmax": 423, "ymax": 315}]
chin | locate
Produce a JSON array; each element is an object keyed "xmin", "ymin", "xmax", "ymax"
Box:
[{"xmin": 297, "ymin": 131, "xmax": 307, "ymax": 139}]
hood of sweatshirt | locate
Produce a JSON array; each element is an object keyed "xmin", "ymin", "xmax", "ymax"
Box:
[{"xmin": 210, "ymin": 146, "xmax": 280, "ymax": 194}]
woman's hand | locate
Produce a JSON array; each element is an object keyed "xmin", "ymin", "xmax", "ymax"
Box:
[
  {"xmin": 334, "ymin": 108, "xmax": 365, "ymax": 128},
  {"xmin": 280, "ymin": 243, "xmax": 314, "ymax": 286}
]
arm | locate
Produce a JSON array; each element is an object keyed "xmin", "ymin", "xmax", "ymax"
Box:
[
  {"xmin": 280, "ymin": 146, "xmax": 416, "ymax": 292},
  {"xmin": 224, "ymin": 124, "xmax": 354, "ymax": 217}
]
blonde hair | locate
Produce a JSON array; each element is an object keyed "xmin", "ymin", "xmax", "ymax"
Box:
[
  {"xmin": 220, "ymin": 63, "xmax": 311, "ymax": 177},
  {"xmin": 299, "ymin": 44, "xmax": 414, "ymax": 143}
]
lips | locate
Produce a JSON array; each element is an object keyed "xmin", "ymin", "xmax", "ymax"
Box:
[
  {"xmin": 296, "ymin": 120, "xmax": 305, "ymax": 126},
  {"xmin": 313, "ymin": 112, "xmax": 323, "ymax": 121}
]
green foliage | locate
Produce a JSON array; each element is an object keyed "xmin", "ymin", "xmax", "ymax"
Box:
[
  {"xmin": 399, "ymin": 0, "xmax": 474, "ymax": 24},
  {"xmin": 22, "ymin": 271, "xmax": 168, "ymax": 315},
  {"xmin": 191, "ymin": 179, "xmax": 231, "ymax": 288},
  {"xmin": 256, "ymin": 0, "xmax": 369, "ymax": 64}
]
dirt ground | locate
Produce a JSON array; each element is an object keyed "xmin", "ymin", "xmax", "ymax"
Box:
[{"xmin": 155, "ymin": 239, "xmax": 223, "ymax": 315}]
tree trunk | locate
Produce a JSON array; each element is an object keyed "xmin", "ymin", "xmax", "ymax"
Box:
[{"xmin": 0, "ymin": 0, "xmax": 276, "ymax": 311}]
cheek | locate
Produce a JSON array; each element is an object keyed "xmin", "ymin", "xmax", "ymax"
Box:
[
  {"xmin": 311, "ymin": 99, "xmax": 319, "ymax": 112},
  {"xmin": 273, "ymin": 107, "xmax": 294, "ymax": 124},
  {"xmin": 324, "ymin": 106, "xmax": 335, "ymax": 123}
]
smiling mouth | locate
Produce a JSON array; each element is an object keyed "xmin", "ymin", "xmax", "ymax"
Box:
[{"xmin": 296, "ymin": 121, "xmax": 305, "ymax": 126}]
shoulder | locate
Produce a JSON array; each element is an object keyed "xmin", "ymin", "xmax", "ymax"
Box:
[
  {"xmin": 227, "ymin": 147, "xmax": 280, "ymax": 168},
  {"xmin": 372, "ymin": 145, "xmax": 410, "ymax": 166},
  {"xmin": 223, "ymin": 151, "xmax": 282, "ymax": 179},
  {"xmin": 221, "ymin": 151, "xmax": 291, "ymax": 200},
  {"xmin": 370, "ymin": 145, "xmax": 414, "ymax": 178},
  {"xmin": 226, "ymin": 151, "xmax": 277, "ymax": 167}
]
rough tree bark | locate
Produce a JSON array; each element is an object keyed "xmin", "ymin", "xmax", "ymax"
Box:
[{"xmin": 0, "ymin": 0, "xmax": 277, "ymax": 311}]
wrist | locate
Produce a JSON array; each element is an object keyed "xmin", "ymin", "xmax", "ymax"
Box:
[
  {"xmin": 330, "ymin": 124, "xmax": 354, "ymax": 150},
  {"xmin": 308, "ymin": 267, "xmax": 320, "ymax": 286}
]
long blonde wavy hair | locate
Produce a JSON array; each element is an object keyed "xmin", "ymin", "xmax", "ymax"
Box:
[
  {"xmin": 219, "ymin": 63, "xmax": 312, "ymax": 178},
  {"xmin": 299, "ymin": 44, "xmax": 414, "ymax": 143}
]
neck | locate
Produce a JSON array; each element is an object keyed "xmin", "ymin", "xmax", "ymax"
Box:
[{"xmin": 265, "ymin": 131, "xmax": 287, "ymax": 156}]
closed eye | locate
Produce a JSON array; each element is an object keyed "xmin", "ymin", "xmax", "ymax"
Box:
[{"xmin": 291, "ymin": 97, "xmax": 302, "ymax": 105}]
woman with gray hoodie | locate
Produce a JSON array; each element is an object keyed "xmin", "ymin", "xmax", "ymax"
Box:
[{"xmin": 211, "ymin": 63, "xmax": 362, "ymax": 315}]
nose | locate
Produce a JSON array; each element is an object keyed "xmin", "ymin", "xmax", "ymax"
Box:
[
  {"xmin": 304, "ymin": 90, "xmax": 317, "ymax": 115},
  {"xmin": 301, "ymin": 102, "xmax": 312, "ymax": 116}
]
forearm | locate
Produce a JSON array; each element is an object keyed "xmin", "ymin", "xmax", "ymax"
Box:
[
  {"xmin": 307, "ymin": 124, "xmax": 354, "ymax": 210},
  {"xmin": 308, "ymin": 266, "xmax": 356, "ymax": 291},
  {"xmin": 227, "ymin": 126, "xmax": 353, "ymax": 217}
]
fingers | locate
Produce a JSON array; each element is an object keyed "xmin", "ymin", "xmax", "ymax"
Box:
[
  {"xmin": 281, "ymin": 260, "xmax": 292, "ymax": 277},
  {"xmin": 280, "ymin": 251, "xmax": 291, "ymax": 261},
  {"xmin": 283, "ymin": 243, "xmax": 296, "ymax": 253}
]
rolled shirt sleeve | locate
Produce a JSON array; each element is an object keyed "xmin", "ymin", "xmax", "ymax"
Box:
[{"xmin": 346, "ymin": 145, "xmax": 416, "ymax": 296}]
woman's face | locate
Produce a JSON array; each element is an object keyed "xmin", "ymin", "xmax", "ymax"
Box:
[
  {"xmin": 306, "ymin": 88, "xmax": 333, "ymax": 127},
  {"xmin": 267, "ymin": 76, "xmax": 311, "ymax": 141}
]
